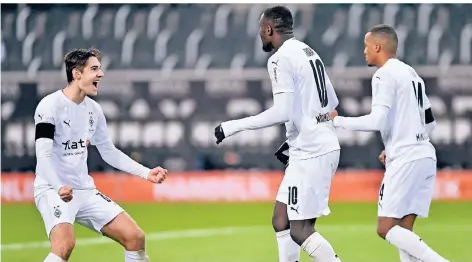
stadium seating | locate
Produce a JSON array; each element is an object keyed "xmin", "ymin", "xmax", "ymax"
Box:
[
  {"xmin": 1, "ymin": 4, "xmax": 471, "ymax": 172},
  {"xmin": 2, "ymin": 4, "xmax": 472, "ymax": 71}
]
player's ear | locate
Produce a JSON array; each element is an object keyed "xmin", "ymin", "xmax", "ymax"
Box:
[
  {"xmin": 374, "ymin": 43, "xmax": 381, "ymax": 53},
  {"xmin": 267, "ymin": 25, "xmax": 273, "ymax": 36},
  {"xmin": 72, "ymin": 68, "xmax": 81, "ymax": 81}
]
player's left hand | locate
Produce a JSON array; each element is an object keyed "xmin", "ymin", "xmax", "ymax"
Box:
[
  {"xmin": 329, "ymin": 109, "xmax": 338, "ymax": 120},
  {"xmin": 214, "ymin": 124, "xmax": 226, "ymax": 145},
  {"xmin": 147, "ymin": 167, "xmax": 168, "ymax": 184}
]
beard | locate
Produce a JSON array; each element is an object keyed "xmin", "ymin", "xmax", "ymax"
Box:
[
  {"xmin": 367, "ymin": 63, "xmax": 376, "ymax": 67},
  {"xmin": 262, "ymin": 42, "xmax": 274, "ymax": 52}
]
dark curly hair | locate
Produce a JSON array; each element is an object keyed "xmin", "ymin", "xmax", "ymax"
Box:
[{"xmin": 263, "ymin": 6, "xmax": 294, "ymax": 35}]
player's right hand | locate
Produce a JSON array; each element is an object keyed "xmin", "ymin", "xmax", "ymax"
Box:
[
  {"xmin": 58, "ymin": 186, "xmax": 73, "ymax": 202},
  {"xmin": 378, "ymin": 150, "xmax": 386, "ymax": 166}
]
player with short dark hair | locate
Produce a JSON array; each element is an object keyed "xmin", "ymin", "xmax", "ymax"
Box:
[
  {"xmin": 215, "ymin": 6, "xmax": 342, "ymax": 262},
  {"xmin": 34, "ymin": 47, "xmax": 168, "ymax": 262},
  {"xmin": 331, "ymin": 24, "xmax": 449, "ymax": 262}
]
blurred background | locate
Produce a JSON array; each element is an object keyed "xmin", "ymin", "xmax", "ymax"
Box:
[
  {"xmin": 1, "ymin": 3, "xmax": 472, "ymax": 262},
  {"xmin": 2, "ymin": 3, "xmax": 472, "ymax": 172}
]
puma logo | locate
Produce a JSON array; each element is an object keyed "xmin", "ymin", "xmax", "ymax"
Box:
[
  {"xmin": 272, "ymin": 60, "xmax": 279, "ymax": 66},
  {"xmin": 63, "ymin": 120, "xmax": 71, "ymax": 127},
  {"xmin": 290, "ymin": 206, "xmax": 299, "ymax": 214}
]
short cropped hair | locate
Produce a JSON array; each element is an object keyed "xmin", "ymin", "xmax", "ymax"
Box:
[
  {"xmin": 263, "ymin": 6, "xmax": 293, "ymax": 35},
  {"xmin": 368, "ymin": 24, "xmax": 398, "ymax": 53},
  {"xmin": 64, "ymin": 48, "xmax": 101, "ymax": 83}
]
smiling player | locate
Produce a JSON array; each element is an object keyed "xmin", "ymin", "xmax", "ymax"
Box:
[{"xmin": 34, "ymin": 48, "xmax": 168, "ymax": 262}]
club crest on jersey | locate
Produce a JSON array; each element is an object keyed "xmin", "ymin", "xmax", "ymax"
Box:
[
  {"xmin": 53, "ymin": 205, "xmax": 62, "ymax": 218},
  {"xmin": 89, "ymin": 112, "xmax": 94, "ymax": 128}
]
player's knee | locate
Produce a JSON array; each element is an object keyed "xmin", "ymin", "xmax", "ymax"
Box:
[
  {"xmin": 50, "ymin": 235, "xmax": 75, "ymax": 260},
  {"xmin": 49, "ymin": 223, "xmax": 75, "ymax": 260},
  {"xmin": 272, "ymin": 214, "xmax": 290, "ymax": 232},
  {"xmin": 376, "ymin": 223, "xmax": 393, "ymax": 239},
  {"xmin": 123, "ymin": 227, "xmax": 146, "ymax": 251},
  {"xmin": 399, "ymin": 214, "xmax": 416, "ymax": 231},
  {"xmin": 377, "ymin": 217, "xmax": 397, "ymax": 239},
  {"xmin": 289, "ymin": 227, "xmax": 305, "ymax": 246},
  {"xmin": 289, "ymin": 221, "xmax": 312, "ymax": 246}
]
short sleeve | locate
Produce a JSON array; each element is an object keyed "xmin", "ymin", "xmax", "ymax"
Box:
[
  {"xmin": 90, "ymin": 104, "xmax": 111, "ymax": 146},
  {"xmin": 268, "ymin": 55, "xmax": 295, "ymax": 95},
  {"xmin": 371, "ymin": 71, "xmax": 395, "ymax": 108},
  {"xmin": 34, "ymin": 98, "xmax": 56, "ymax": 126}
]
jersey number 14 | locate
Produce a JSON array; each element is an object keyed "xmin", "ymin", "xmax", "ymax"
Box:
[
  {"xmin": 412, "ymin": 81, "xmax": 425, "ymax": 125},
  {"xmin": 309, "ymin": 59, "xmax": 328, "ymax": 108}
]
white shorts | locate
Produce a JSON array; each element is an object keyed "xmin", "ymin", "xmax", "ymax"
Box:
[
  {"xmin": 34, "ymin": 188, "xmax": 124, "ymax": 238},
  {"xmin": 276, "ymin": 150, "xmax": 340, "ymax": 220},
  {"xmin": 378, "ymin": 157, "xmax": 437, "ymax": 218}
]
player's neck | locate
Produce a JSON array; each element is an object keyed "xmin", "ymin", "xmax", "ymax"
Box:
[
  {"xmin": 377, "ymin": 54, "xmax": 396, "ymax": 68},
  {"xmin": 274, "ymin": 34, "xmax": 294, "ymax": 51},
  {"xmin": 63, "ymin": 84, "xmax": 87, "ymax": 104}
]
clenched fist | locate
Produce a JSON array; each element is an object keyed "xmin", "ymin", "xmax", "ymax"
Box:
[
  {"xmin": 147, "ymin": 167, "xmax": 168, "ymax": 184},
  {"xmin": 58, "ymin": 186, "xmax": 73, "ymax": 202}
]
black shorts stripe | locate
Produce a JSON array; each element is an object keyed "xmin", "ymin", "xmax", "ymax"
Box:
[
  {"xmin": 35, "ymin": 123, "xmax": 55, "ymax": 140},
  {"xmin": 425, "ymin": 108, "xmax": 434, "ymax": 124}
]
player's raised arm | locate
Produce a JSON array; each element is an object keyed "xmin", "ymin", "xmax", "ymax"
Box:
[
  {"xmin": 34, "ymin": 100, "xmax": 67, "ymax": 195},
  {"xmin": 332, "ymin": 71, "xmax": 395, "ymax": 131},
  {"xmin": 92, "ymin": 105, "xmax": 167, "ymax": 184},
  {"xmin": 214, "ymin": 55, "xmax": 294, "ymax": 144}
]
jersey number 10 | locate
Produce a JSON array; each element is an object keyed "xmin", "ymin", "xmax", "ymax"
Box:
[{"xmin": 309, "ymin": 59, "xmax": 328, "ymax": 108}]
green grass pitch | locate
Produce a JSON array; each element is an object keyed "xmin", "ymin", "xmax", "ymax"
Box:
[{"xmin": 2, "ymin": 202, "xmax": 471, "ymax": 262}]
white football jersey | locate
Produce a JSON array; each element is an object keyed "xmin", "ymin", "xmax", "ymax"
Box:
[
  {"xmin": 371, "ymin": 59, "xmax": 436, "ymax": 166},
  {"xmin": 267, "ymin": 38, "xmax": 340, "ymax": 160},
  {"xmin": 34, "ymin": 90, "xmax": 108, "ymax": 191}
]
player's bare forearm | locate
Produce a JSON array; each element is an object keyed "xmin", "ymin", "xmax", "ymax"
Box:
[{"xmin": 96, "ymin": 141, "xmax": 150, "ymax": 180}]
